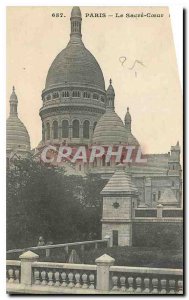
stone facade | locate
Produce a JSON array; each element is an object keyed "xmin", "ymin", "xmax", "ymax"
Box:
[
  {"xmin": 101, "ymin": 165, "xmax": 138, "ymax": 246},
  {"xmin": 7, "ymin": 7, "xmax": 182, "ymax": 209},
  {"xmin": 36, "ymin": 7, "xmax": 182, "ymax": 208}
]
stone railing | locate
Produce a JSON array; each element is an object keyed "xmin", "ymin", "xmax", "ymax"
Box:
[
  {"xmin": 134, "ymin": 207, "xmax": 183, "ymax": 219},
  {"xmin": 7, "ymin": 239, "xmax": 109, "ymax": 259},
  {"xmin": 109, "ymin": 265, "xmax": 183, "ymax": 294},
  {"xmin": 6, "ymin": 251, "xmax": 183, "ymax": 294}
]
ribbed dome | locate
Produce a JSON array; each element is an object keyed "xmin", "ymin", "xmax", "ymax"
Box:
[
  {"xmin": 125, "ymin": 133, "xmax": 139, "ymax": 146},
  {"xmin": 45, "ymin": 42, "xmax": 105, "ymax": 91},
  {"xmin": 92, "ymin": 109, "xmax": 128, "ymax": 145},
  {"xmin": 7, "ymin": 116, "xmax": 30, "ymax": 151}
]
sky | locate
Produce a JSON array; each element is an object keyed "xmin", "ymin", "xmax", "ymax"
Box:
[{"xmin": 7, "ymin": 6, "xmax": 182, "ymax": 155}]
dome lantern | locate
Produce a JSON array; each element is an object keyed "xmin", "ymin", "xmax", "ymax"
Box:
[
  {"xmin": 70, "ymin": 6, "xmax": 82, "ymax": 43},
  {"xmin": 124, "ymin": 107, "xmax": 131, "ymax": 132},
  {"xmin": 9, "ymin": 86, "xmax": 18, "ymax": 116}
]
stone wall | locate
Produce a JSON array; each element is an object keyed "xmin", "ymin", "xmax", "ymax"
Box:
[
  {"xmin": 132, "ymin": 222, "xmax": 183, "ymax": 248},
  {"xmin": 102, "ymin": 223, "xmax": 132, "ymax": 247}
]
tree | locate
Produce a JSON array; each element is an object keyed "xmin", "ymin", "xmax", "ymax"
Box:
[{"xmin": 7, "ymin": 158, "xmax": 106, "ymax": 249}]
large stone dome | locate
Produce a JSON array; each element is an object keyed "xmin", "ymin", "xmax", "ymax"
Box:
[
  {"xmin": 40, "ymin": 7, "xmax": 106, "ymax": 146},
  {"xmin": 92, "ymin": 109, "xmax": 128, "ymax": 145},
  {"xmin": 44, "ymin": 7, "xmax": 105, "ymax": 92},
  {"xmin": 45, "ymin": 42, "xmax": 105, "ymax": 91},
  {"xmin": 7, "ymin": 116, "xmax": 30, "ymax": 151}
]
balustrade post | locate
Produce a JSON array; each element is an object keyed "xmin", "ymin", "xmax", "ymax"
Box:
[
  {"xmin": 95, "ymin": 254, "xmax": 115, "ymax": 291},
  {"xmin": 19, "ymin": 251, "xmax": 39, "ymax": 286},
  {"xmin": 157, "ymin": 204, "xmax": 163, "ymax": 218}
]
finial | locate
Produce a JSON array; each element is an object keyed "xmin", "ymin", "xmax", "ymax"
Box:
[
  {"xmin": 70, "ymin": 6, "xmax": 82, "ymax": 42},
  {"xmin": 109, "ymin": 78, "xmax": 112, "ymax": 85},
  {"xmin": 13, "ymin": 86, "xmax": 15, "ymax": 92},
  {"xmin": 127, "ymin": 107, "xmax": 129, "ymax": 112}
]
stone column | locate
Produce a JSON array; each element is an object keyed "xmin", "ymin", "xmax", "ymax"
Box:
[
  {"xmin": 79, "ymin": 124, "xmax": 83, "ymax": 142},
  {"xmin": 58, "ymin": 123, "xmax": 62, "ymax": 139},
  {"xmin": 69, "ymin": 125, "xmax": 72, "ymax": 141},
  {"xmin": 145, "ymin": 177, "xmax": 152, "ymax": 206},
  {"xmin": 157, "ymin": 204, "xmax": 163, "ymax": 218},
  {"xmin": 50, "ymin": 125, "xmax": 53, "ymax": 141},
  {"xmin": 89, "ymin": 125, "xmax": 93, "ymax": 142},
  {"xmin": 95, "ymin": 254, "xmax": 115, "ymax": 291},
  {"xmin": 19, "ymin": 251, "xmax": 39, "ymax": 286}
]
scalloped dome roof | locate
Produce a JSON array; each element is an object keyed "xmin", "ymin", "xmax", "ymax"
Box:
[
  {"xmin": 7, "ymin": 116, "xmax": 30, "ymax": 151},
  {"xmin": 7, "ymin": 87, "xmax": 30, "ymax": 153},
  {"xmin": 92, "ymin": 109, "xmax": 128, "ymax": 145},
  {"xmin": 45, "ymin": 7, "xmax": 105, "ymax": 92}
]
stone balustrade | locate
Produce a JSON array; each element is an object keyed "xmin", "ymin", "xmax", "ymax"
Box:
[
  {"xmin": 6, "ymin": 251, "xmax": 183, "ymax": 294},
  {"xmin": 6, "ymin": 260, "xmax": 21, "ymax": 284},
  {"xmin": 32, "ymin": 262, "xmax": 96, "ymax": 289},
  {"xmin": 7, "ymin": 239, "xmax": 109, "ymax": 259},
  {"xmin": 110, "ymin": 265, "xmax": 183, "ymax": 294}
]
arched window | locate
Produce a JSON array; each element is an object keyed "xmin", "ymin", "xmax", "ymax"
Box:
[
  {"xmin": 93, "ymin": 93, "xmax": 99, "ymax": 100},
  {"xmin": 102, "ymin": 155, "xmax": 106, "ymax": 167},
  {"xmin": 158, "ymin": 191, "xmax": 161, "ymax": 200},
  {"xmin": 83, "ymin": 91, "xmax": 90, "ymax": 99},
  {"xmin": 62, "ymin": 120, "xmax": 69, "ymax": 138},
  {"xmin": 46, "ymin": 123, "xmax": 50, "ymax": 140},
  {"xmin": 62, "ymin": 91, "xmax": 69, "ymax": 98},
  {"xmin": 101, "ymin": 96, "xmax": 105, "ymax": 102},
  {"xmin": 46, "ymin": 94, "xmax": 51, "ymax": 101},
  {"xmin": 72, "ymin": 120, "xmax": 79, "ymax": 138},
  {"xmin": 93, "ymin": 157, "xmax": 97, "ymax": 167},
  {"xmin": 93, "ymin": 122, "xmax": 97, "ymax": 132},
  {"xmin": 153, "ymin": 193, "xmax": 156, "ymax": 202},
  {"xmin": 53, "ymin": 121, "xmax": 58, "ymax": 139},
  {"xmin": 72, "ymin": 91, "xmax": 80, "ymax": 98},
  {"xmin": 83, "ymin": 120, "xmax": 90, "ymax": 139},
  {"xmin": 53, "ymin": 92, "xmax": 59, "ymax": 99}
]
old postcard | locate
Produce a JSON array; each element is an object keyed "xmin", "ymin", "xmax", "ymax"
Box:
[{"xmin": 6, "ymin": 6, "xmax": 183, "ymax": 295}]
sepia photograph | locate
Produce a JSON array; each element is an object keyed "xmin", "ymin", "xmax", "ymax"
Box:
[{"xmin": 6, "ymin": 5, "xmax": 183, "ymax": 295}]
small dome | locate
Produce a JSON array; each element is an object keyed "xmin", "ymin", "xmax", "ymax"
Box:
[
  {"xmin": 92, "ymin": 110, "xmax": 128, "ymax": 145},
  {"xmin": 107, "ymin": 79, "xmax": 115, "ymax": 96},
  {"xmin": 7, "ymin": 116, "xmax": 31, "ymax": 151},
  {"xmin": 71, "ymin": 6, "xmax": 81, "ymax": 18},
  {"xmin": 7, "ymin": 87, "xmax": 30, "ymax": 153},
  {"xmin": 125, "ymin": 133, "xmax": 139, "ymax": 146}
]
